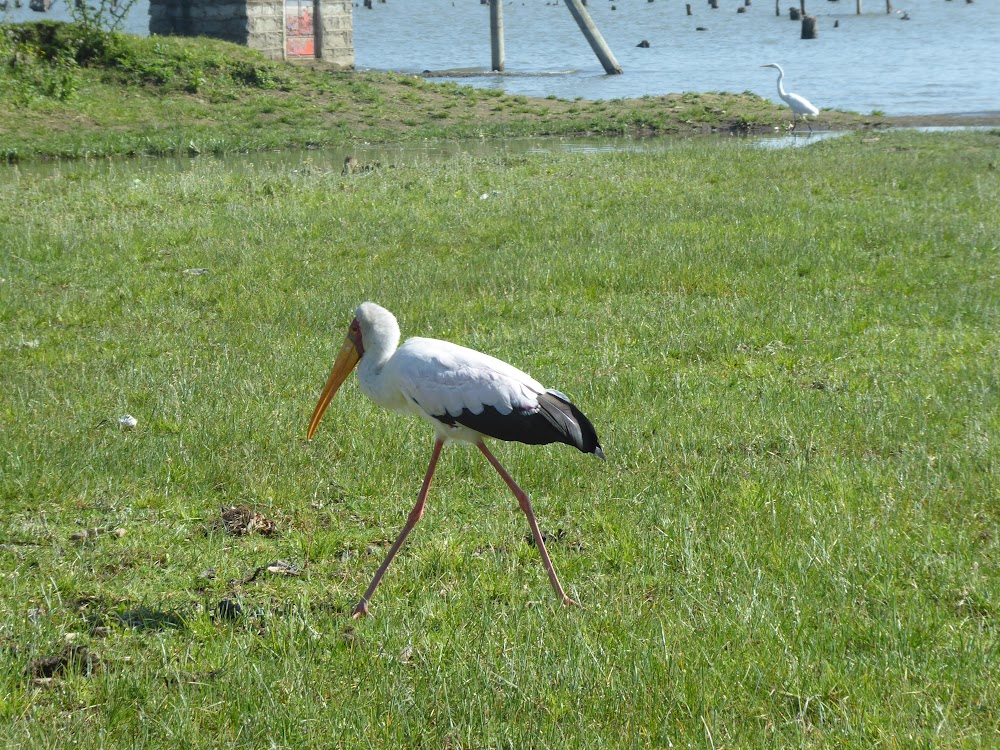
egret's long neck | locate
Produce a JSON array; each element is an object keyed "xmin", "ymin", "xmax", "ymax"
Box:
[{"xmin": 774, "ymin": 68, "xmax": 788, "ymax": 99}]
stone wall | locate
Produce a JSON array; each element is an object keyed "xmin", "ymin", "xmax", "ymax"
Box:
[
  {"xmin": 148, "ymin": 0, "xmax": 353, "ymax": 66},
  {"xmin": 317, "ymin": 0, "xmax": 353, "ymax": 67}
]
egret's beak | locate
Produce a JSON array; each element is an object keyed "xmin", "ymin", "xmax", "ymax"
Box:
[{"xmin": 307, "ymin": 328, "xmax": 362, "ymax": 440}]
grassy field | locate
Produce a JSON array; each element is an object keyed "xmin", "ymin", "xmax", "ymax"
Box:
[
  {"xmin": 0, "ymin": 20, "xmax": 889, "ymax": 163},
  {"xmin": 2, "ymin": 127, "xmax": 998, "ymax": 747}
]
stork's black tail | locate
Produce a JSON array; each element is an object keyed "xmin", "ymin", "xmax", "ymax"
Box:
[{"xmin": 536, "ymin": 389, "xmax": 605, "ymax": 460}]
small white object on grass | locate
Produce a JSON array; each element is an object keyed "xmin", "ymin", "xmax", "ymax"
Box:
[{"xmin": 118, "ymin": 414, "xmax": 138, "ymax": 430}]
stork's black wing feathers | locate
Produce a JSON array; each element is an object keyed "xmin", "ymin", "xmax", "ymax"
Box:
[{"xmin": 435, "ymin": 389, "xmax": 604, "ymax": 459}]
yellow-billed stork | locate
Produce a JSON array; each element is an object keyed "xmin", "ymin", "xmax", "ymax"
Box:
[{"xmin": 308, "ymin": 302, "xmax": 604, "ymax": 617}]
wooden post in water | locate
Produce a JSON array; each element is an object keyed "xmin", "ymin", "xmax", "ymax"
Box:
[
  {"xmin": 775, "ymin": 0, "xmax": 780, "ymax": 16},
  {"xmin": 562, "ymin": 0, "xmax": 623, "ymax": 74},
  {"xmin": 789, "ymin": 7, "xmax": 801, "ymax": 20},
  {"xmin": 801, "ymin": 15, "xmax": 817, "ymax": 38},
  {"xmin": 686, "ymin": 3, "xmax": 692, "ymax": 14},
  {"xmin": 490, "ymin": 0, "xmax": 504, "ymax": 72},
  {"xmin": 799, "ymin": 0, "xmax": 806, "ymax": 13},
  {"xmin": 885, "ymin": 0, "xmax": 891, "ymax": 12},
  {"xmin": 856, "ymin": 0, "xmax": 862, "ymax": 13}
]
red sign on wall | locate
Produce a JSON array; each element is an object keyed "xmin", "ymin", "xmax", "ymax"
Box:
[{"xmin": 286, "ymin": 0, "xmax": 315, "ymax": 58}]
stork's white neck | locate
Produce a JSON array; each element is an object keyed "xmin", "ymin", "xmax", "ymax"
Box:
[{"xmin": 354, "ymin": 302, "xmax": 403, "ymax": 410}]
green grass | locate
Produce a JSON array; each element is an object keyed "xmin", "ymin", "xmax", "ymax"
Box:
[
  {"xmin": 0, "ymin": 21, "xmax": 880, "ymax": 162},
  {"xmin": 1, "ymin": 130, "xmax": 998, "ymax": 748}
]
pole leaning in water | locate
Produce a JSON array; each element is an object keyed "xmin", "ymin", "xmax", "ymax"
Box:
[{"xmin": 562, "ymin": 0, "xmax": 622, "ymax": 74}]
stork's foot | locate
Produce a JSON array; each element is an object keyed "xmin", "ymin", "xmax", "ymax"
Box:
[
  {"xmin": 562, "ymin": 595, "xmax": 581, "ymax": 609},
  {"xmin": 352, "ymin": 599, "xmax": 369, "ymax": 619}
]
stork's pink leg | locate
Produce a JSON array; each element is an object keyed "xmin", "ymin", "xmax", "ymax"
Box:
[
  {"xmin": 353, "ymin": 437, "xmax": 444, "ymax": 618},
  {"xmin": 477, "ymin": 442, "xmax": 576, "ymax": 607}
]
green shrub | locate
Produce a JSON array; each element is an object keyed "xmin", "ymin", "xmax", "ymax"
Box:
[
  {"xmin": 230, "ymin": 60, "xmax": 278, "ymax": 89},
  {"xmin": 0, "ymin": 24, "xmax": 81, "ymax": 104}
]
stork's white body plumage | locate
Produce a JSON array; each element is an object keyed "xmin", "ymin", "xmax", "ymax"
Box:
[
  {"xmin": 307, "ymin": 302, "xmax": 603, "ymax": 617},
  {"xmin": 366, "ymin": 337, "xmax": 543, "ymax": 437},
  {"xmin": 761, "ymin": 63, "xmax": 819, "ymax": 132},
  {"xmin": 364, "ymin": 335, "xmax": 598, "ymax": 452}
]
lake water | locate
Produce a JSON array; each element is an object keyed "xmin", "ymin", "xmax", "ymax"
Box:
[{"xmin": 3, "ymin": 0, "xmax": 998, "ymax": 116}]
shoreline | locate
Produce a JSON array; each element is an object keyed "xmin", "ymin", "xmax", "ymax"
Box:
[
  {"xmin": 880, "ymin": 113, "xmax": 1000, "ymax": 128},
  {"xmin": 2, "ymin": 23, "xmax": 997, "ymax": 164}
]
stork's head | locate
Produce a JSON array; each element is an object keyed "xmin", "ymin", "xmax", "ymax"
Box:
[
  {"xmin": 307, "ymin": 302, "xmax": 400, "ymax": 440},
  {"xmin": 761, "ymin": 63, "xmax": 782, "ymax": 72}
]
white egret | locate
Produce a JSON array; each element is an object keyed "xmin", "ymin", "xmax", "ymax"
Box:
[{"xmin": 761, "ymin": 63, "xmax": 820, "ymax": 132}]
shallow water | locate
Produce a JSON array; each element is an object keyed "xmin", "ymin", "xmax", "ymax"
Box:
[
  {"xmin": 0, "ymin": 131, "xmax": 811, "ymax": 183},
  {"xmin": 4, "ymin": 127, "xmax": 971, "ymax": 185},
  {"xmin": 3, "ymin": 0, "xmax": 998, "ymax": 115},
  {"xmin": 354, "ymin": 0, "xmax": 1000, "ymax": 116}
]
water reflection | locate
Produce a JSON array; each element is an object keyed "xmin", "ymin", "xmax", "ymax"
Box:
[
  {"xmin": 0, "ymin": 133, "xmax": 820, "ymax": 182},
  {"xmin": 0, "ymin": 127, "xmax": 991, "ymax": 183},
  {"xmin": 750, "ymin": 130, "xmax": 849, "ymax": 150}
]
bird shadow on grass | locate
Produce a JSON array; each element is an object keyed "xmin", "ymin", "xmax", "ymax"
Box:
[
  {"xmin": 111, "ymin": 605, "xmax": 188, "ymax": 630},
  {"xmin": 76, "ymin": 596, "xmax": 190, "ymax": 633}
]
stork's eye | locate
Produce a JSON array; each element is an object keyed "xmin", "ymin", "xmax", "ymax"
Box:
[{"xmin": 349, "ymin": 320, "xmax": 363, "ymax": 348}]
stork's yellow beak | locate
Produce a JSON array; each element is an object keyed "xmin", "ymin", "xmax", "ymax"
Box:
[{"xmin": 307, "ymin": 333, "xmax": 362, "ymax": 440}]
